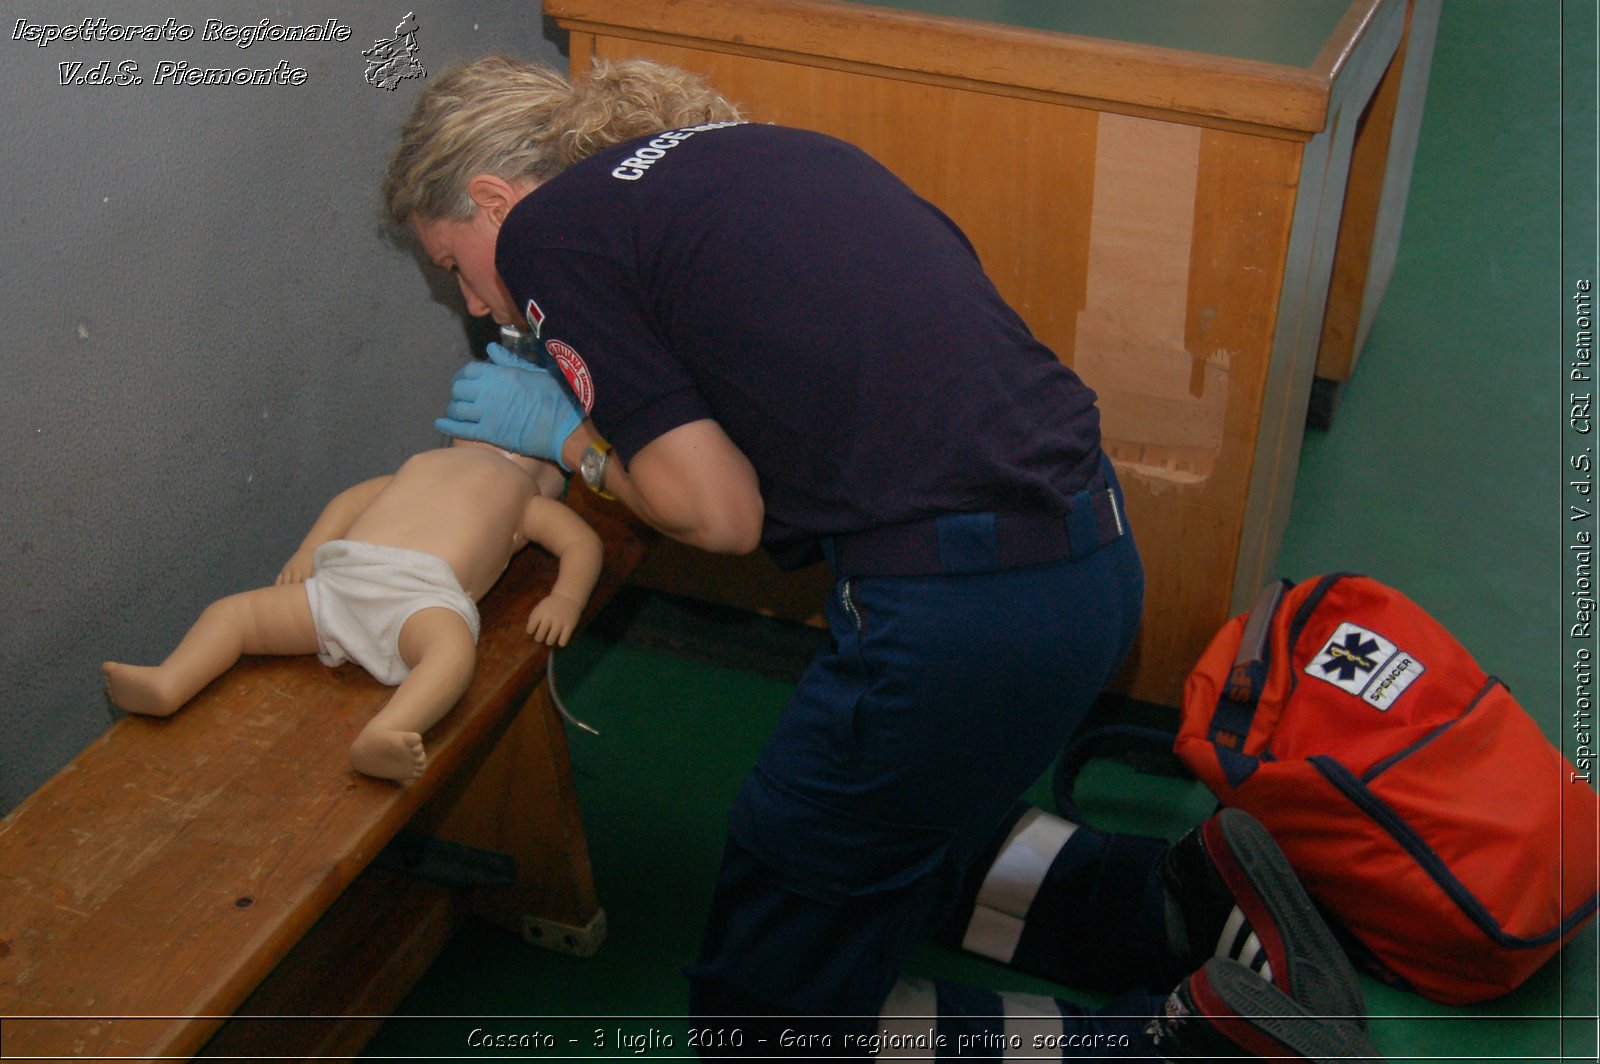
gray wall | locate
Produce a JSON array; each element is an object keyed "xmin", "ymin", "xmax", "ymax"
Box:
[{"xmin": 0, "ymin": 2, "xmax": 567, "ymax": 813}]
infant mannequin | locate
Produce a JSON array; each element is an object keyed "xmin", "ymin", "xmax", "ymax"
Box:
[{"xmin": 102, "ymin": 439, "xmax": 603, "ymax": 781}]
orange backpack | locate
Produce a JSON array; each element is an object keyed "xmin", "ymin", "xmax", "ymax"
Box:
[{"xmin": 1177, "ymin": 574, "xmax": 1599, "ymax": 1003}]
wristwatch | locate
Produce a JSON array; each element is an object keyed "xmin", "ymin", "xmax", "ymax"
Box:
[{"xmin": 578, "ymin": 438, "xmax": 616, "ymax": 500}]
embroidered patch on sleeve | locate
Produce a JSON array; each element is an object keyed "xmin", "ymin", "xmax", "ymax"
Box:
[{"xmin": 545, "ymin": 339, "xmax": 594, "ymax": 414}]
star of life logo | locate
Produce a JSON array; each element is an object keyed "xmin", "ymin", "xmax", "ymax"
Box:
[
  {"xmin": 1307, "ymin": 622, "xmax": 1426, "ymax": 711},
  {"xmin": 545, "ymin": 339, "xmax": 594, "ymax": 414}
]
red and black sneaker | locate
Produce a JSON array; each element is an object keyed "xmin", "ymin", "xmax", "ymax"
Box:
[
  {"xmin": 1146, "ymin": 958, "xmax": 1383, "ymax": 1062},
  {"xmin": 1159, "ymin": 808, "xmax": 1366, "ymax": 1028}
]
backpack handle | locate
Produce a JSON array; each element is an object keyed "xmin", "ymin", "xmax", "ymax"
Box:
[
  {"xmin": 1207, "ymin": 578, "xmax": 1291, "ymax": 750},
  {"xmin": 1052, "ymin": 691, "xmax": 1195, "ymax": 822},
  {"xmin": 1054, "ymin": 579, "xmax": 1295, "ymax": 815}
]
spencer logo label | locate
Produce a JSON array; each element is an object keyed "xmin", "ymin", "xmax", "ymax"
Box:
[{"xmin": 1308, "ymin": 622, "xmax": 1425, "ymax": 711}]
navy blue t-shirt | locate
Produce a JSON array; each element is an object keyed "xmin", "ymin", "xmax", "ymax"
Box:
[{"xmin": 496, "ymin": 122, "xmax": 1102, "ymax": 569}]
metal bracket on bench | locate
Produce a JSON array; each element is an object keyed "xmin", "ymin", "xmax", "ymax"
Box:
[
  {"xmin": 523, "ymin": 908, "xmax": 608, "ymax": 958},
  {"xmin": 375, "ymin": 833, "xmax": 607, "ymax": 957},
  {"xmin": 373, "ymin": 830, "xmax": 518, "ymax": 888}
]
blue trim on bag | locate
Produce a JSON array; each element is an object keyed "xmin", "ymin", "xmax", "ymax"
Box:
[
  {"xmin": 1311, "ymin": 755, "xmax": 1600, "ymax": 949},
  {"xmin": 1216, "ymin": 745, "xmax": 1261, "ymax": 788},
  {"xmin": 1282, "ymin": 572, "xmax": 1353, "ymax": 702},
  {"xmin": 1207, "ymin": 582, "xmax": 1290, "ymax": 751},
  {"xmin": 1362, "ymin": 676, "xmax": 1498, "ymax": 783},
  {"xmin": 1207, "ymin": 572, "xmax": 1358, "ymax": 769},
  {"xmin": 1206, "ymin": 577, "xmax": 1310, "ymax": 781},
  {"xmin": 1208, "ymin": 697, "xmax": 1258, "ymax": 749}
]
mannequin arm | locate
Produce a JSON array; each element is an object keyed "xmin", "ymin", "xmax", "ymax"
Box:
[
  {"xmin": 521, "ymin": 496, "xmax": 604, "ymax": 646},
  {"xmin": 276, "ymin": 476, "xmax": 394, "ymax": 584},
  {"xmin": 559, "ymin": 419, "xmax": 763, "ymax": 556}
]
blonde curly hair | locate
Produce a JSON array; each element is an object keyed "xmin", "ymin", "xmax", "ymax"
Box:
[{"xmin": 383, "ymin": 54, "xmax": 741, "ymax": 225}]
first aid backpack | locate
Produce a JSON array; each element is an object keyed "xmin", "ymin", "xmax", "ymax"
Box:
[{"xmin": 1177, "ymin": 573, "xmax": 1599, "ymax": 1003}]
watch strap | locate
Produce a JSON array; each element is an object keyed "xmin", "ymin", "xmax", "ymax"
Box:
[{"xmin": 581, "ymin": 438, "xmax": 616, "ymax": 501}]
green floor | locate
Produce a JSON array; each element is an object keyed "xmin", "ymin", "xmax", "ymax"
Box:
[{"xmin": 366, "ymin": 3, "xmax": 1594, "ymax": 1059}]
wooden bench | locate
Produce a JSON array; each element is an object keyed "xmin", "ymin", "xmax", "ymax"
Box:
[{"xmin": 0, "ymin": 491, "xmax": 651, "ymax": 1060}]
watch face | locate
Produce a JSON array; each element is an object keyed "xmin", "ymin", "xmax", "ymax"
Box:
[{"xmin": 581, "ymin": 447, "xmax": 603, "ymax": 488}]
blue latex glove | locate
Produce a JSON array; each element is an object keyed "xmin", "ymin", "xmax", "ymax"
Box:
[{"xmin": 434, "ymin": 342, "xmax": 585, "ymax": 469}]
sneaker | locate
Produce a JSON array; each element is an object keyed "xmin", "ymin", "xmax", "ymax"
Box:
[
  {"xmin": 1146, "ymin": 958, "xmax": 1383, "ymax": 1062},
  {"xmin": 1160, "ymin": 808, "xmax": 1366, "ymax": 1027}
]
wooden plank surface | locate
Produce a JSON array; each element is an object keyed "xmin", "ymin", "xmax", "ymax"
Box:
[
  {"xmin": 1315, "ymin": 0, "xmax": 1441, "ymax": 383},
  {"xmin": 1232, "ymin": 0, "xmax": 1405, "ymax": 613},
  {"xmin": 197, "ymin": 868, "xmax": 460, "ymax": 1061},
  {"xmin": 0, "ymin": 491, "xmax": 648, "ymax": 1060},
  {"xmin": 548, "ymin": 0, "xmax": 1389, "ymax": 135},
  {"xmin": 863, "ymin": 0, "xmax": 1355, "ymax": 68}
]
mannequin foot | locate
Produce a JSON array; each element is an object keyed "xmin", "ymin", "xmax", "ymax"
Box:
[
  {"xmin": 101, "ymin": 662, "xmax": 185, "ymax": 717},
  {"xmin": 350, "ymin": 729, "xmax": 427, "ymax": 781}
]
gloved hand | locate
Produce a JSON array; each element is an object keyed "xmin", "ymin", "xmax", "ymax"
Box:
[{"xmin": 434, "ymin": 342, "xmax": 584, "ymax": 469}]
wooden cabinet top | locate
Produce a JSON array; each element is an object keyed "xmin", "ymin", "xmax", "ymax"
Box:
[
  {"xmin": 547, "ymin": 0, "xmax": 1399, "ymax": 135},
  {"xmin": 850, "ymin": 0, "xmax": 1356, "ymax": 67}
]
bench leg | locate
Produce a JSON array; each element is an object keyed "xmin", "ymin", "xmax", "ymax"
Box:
[{"xmin": 423, "ymin": 680, "xmax": 606, "ymax": 953}]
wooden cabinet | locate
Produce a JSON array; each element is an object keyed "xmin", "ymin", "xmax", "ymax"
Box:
[{"xmin": 548, "ymin": 0, "xmax": 1434, "ymax": 706}]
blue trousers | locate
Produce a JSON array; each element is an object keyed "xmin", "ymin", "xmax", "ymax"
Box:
[{"xmin": 686, "ymin": 523, "xmax": 1167, "ymax": 1057}]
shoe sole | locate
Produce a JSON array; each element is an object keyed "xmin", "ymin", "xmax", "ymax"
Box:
[
  {"xmin": 1194, "ymin": 958, "xmax": 1383, "ymax": 1062},
  {"xmin": 1204, "ymin": 809, "xmax": 1367, "ymax": 1026}
]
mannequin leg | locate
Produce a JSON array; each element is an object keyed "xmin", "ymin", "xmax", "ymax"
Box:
[
  {"xmin": 102, "ymin": 584, "xmax": 319, "ymax": 717},
  {"xmin": 348, "ymin": 606, "xmax": 476, "ymax": 781}
]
